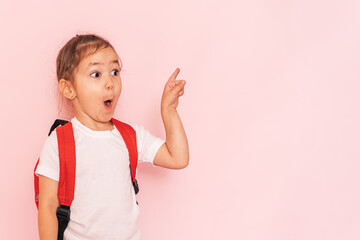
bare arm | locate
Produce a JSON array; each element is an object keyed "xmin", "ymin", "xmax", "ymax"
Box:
[
  {"xmin": 154, "ymin": 68, "xmax": 189, "ymax": 169},
  {"xmin": 38, "ymin": 175, "xmax": 59, "ymax": 240}
]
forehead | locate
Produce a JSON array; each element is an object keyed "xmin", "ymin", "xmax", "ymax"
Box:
[{"xmin": 79, "ymin": 47, "xmax": 119, "ymax": 68}]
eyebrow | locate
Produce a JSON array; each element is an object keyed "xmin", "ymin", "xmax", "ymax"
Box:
[{"xmin": 87, "ymin": 60, "xmax": 120, "ymax": 67}]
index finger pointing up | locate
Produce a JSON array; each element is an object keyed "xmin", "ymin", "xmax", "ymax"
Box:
[{"xmin": 168, "ymin": 68, "xmax": 180, "ymax": 83}]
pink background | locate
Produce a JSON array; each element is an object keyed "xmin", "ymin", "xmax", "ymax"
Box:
[{"xmin": 1, "ymin": 0, "xmax": 360, "ymax": 239}]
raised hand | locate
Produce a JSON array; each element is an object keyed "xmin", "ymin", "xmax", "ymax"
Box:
[
  {"xmin": 161, "ymin": 68, "xmax": 186, "ymax": 111},
  {"xmin": 155, "ymin": 67, "xmax": 189, "ymax": 169}
]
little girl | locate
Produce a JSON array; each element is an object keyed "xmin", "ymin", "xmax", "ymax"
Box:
[{"xmin": 35, "ymin": 34, "xmax": 189, "ymax": 240}]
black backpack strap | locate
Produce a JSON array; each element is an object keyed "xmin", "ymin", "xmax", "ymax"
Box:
[
  {"xmin": 57, "ymin": 205, "xmax": 71, "ymax": 240},
  {"xmin": 48, "ymin": 119, "xmax": 69, "ymax": 136}
]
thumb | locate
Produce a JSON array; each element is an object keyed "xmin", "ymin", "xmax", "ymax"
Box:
[{"xmin": 172, "ymin": 80, "xmax": 186, "ymax": 93}]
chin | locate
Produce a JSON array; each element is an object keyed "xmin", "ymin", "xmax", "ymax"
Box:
[{"xmin": 98, "ymin": 114, "xmax": 113, "ymax": 123}]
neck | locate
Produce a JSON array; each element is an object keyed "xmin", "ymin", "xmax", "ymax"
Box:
[{"xmin": 74, "ymin": 113, "xmax": 114, "ymax": 131}]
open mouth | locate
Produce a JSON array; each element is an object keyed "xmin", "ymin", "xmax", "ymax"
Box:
[{"xmin": 104, "ymin": 100, "xmax": 112, "ymax": 107}]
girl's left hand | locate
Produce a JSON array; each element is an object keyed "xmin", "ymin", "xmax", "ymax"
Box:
[{"xmin": 161, "ymin": 68, "xmax": 186, "ymax": 112}]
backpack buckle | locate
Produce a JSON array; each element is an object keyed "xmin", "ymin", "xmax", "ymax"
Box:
[
  {"xmin": 133, "ymin": 179, "xmax": 139, "ymax": 194},
  {"xmin": 56, "ymin": 206, "xmax": 71, "ymax": 240},
  {"xmin": 56, "ymin": 206, "xmax": 71, "ymax": 221}
]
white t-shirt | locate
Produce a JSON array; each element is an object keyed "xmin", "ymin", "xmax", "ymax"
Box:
[{"xmin": 35, "ymin": 117, "xmax": 165, "ymax": 240}]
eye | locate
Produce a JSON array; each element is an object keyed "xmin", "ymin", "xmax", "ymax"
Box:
[
  {"xmin": 90, "ymin": 72, "xmax": 100, "ymax": 78},
  {"xmin": 111, "ymin": 69, "xmax": 119, "ymax": 76}
]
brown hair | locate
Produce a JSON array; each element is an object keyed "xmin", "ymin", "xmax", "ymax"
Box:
[
  {"xmin": 56, "ymin": 33, "xmax": 120, "ymax": 83},
  {"xmin": 55, "ymin": 33, "xmax": 121, "ymax": 118}
]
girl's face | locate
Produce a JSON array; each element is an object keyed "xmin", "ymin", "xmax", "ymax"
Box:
[{"xmin": 71, "ymin": 47, "xmax": 122, "ymax": 129}]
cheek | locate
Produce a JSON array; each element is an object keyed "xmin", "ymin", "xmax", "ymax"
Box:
[
  {"xmin": 116, "ymin": 80, "xmax": 122, "ymax": 95},
  {"xmin": 77, "ymin": 82, "xmax": 100, "ymax": 99}
]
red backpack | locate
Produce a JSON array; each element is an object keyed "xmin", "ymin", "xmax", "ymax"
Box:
[{"xmin": 34, "ymin": 118, "xmax": 139, "ymax": 240}]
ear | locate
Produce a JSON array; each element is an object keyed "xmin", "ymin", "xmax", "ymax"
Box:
[{"xmin": 59, "ymin": 79, "xmax": 76, "ymax": 100}]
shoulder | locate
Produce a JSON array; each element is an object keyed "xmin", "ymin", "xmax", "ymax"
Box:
[
  {"xmin": 39, "ymin": 120, "xmax": 77, "ymax": 162},
  {"xmin": 43, "ymin": 121, "xmax": 72, "ymax": 146},
  {"xmin": 43, "ymin": 128, "xmax": 59, "ymax": 152},
  {"xmin": 112, "ymin": 119, "xmax": 164, "ymax": 143},
  {"xmin": 122, "ymin": 122, "xmax": 158, "ymax": 143},
  {"xmin": 113, "ymin": 119, "xmax": 145, "ymax": 135},
  {"xmin": 36, "ymin": 126, "xmax": 60, "ymax": 181},
  {"xmin": 126, "ymin": 122, "xmax": 143, "ymax": 133}
]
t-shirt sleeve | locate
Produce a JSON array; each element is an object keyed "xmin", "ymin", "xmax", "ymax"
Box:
[
  {"xmin": 35, "ymin": 130, "xmax": 60, "ymax": 181},
  {"xmin": 128, "ymin": 123, "xmax": 165, "ymax": 166}
]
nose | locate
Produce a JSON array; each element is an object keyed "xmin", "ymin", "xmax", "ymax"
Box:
[{"xmin": 105, "ymin": 76, "xmax": 114, "ymax": 90}]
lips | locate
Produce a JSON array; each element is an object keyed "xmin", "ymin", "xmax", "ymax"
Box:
[
  {"xmin": 104, "ymin": 97, "xmax": 113, "ymax": 108},
  {"xmin": 104, "ymin": 100, "xmax": 112, "ymax": 106}
]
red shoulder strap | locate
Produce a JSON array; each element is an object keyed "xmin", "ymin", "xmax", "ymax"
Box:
[
  {"xmin": 111, "ymin": 118, "xmax": 138, "ymax": 183},
  {"xmin": 34, "ymin": 122, "xmax": 76, "ymax": 208},
  {"xmin": 56, "ymin": 123, "xmax": 76, "ymax": 206},
  {"xmin": 34, "ymin": 158, "xmax": 40, "ymax": 208}
]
